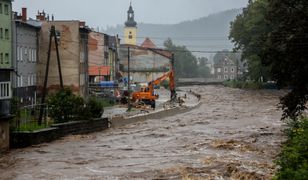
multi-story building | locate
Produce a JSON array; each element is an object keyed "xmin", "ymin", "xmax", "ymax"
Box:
[
  {"xmin": 0, "ymin": 0, "xmax": 13, "ymax": 117},
  {"xmin": 12, "ymin": 8, "xmax": 41, "ymax": 105},
  {"xmin": 88, "ymin": 31, "xmax": 108, "ymax": 83},
  {"xmin": 36, "ymin": 12, "xmax": 90, "ymax": 97},
  {"xmin": 0, "ymin": 0, "xmax": 12, "ymax": 152}
]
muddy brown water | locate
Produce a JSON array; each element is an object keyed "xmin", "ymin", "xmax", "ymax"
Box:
[{"xmin": 0, "ymin": 85, "xmax": 285, "ymax": 180}]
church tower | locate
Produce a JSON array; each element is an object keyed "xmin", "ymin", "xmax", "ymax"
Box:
[{"xmin": 124, "ymin": 2, "xmax": 137, "ymax": 45}]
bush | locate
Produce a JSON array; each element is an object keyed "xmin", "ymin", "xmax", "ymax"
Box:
[
  {"xmin": 82, "ymin": 97, "xmax": 104, "ymax": 119},
  {"xmin": 47, "ymin": 88, "xmax": 85, "ymax": 123},
  {"xmin": 274, "ymin": 117, "xmax": 308, "ymax": 179}
]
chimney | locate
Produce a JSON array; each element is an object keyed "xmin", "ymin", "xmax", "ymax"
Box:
[
  {"xmin": 79, "ymin": 21, "xmax": 86, "ymax": 27},
  {"xmin": 21, "ymin": 7, "xmax": 27, "ymax": 22}
]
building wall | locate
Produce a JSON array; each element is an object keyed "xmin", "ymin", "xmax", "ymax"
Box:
[
  {"xmin": 0, "ymin": 0, "xmax": 12, "ymax": 117},
  {"xmin": 12, "ymin": 21, "xmax": 39, "ymax": 105},
  {"xmin": 214, "ymin": 60, "xmax": 238, "ymax": 80},
  {"xmin": 120, "ymin": 46, "xmax": 171, "ymax": 83},
  {"xmin": 38, "ymin": 21, "xmax": 82, "ymax": 95},
  {"xmin": 0, "ymin": 0, "xmax": 12, "ymax": 69},
  {"xmin": 124, "ymin": 27, "xmax": 137, "ymax": 45},
  {"xmin": 88, "ymin": 31, "xmax": 105, "ymax": 67}
]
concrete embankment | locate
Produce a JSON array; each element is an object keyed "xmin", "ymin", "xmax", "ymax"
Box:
[{"xmin": 109, "ymin": 91, "xmax": 201, "ymax": 128}]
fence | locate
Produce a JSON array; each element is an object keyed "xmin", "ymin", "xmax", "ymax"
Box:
[{"xmin": 11, "ymin": 104, "xmax": 50, "ymax": 132}]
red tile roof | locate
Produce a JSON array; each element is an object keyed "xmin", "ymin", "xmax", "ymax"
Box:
[{"xmin": 141, "ymin": 37, "xmax": 156, "ymax": 48}]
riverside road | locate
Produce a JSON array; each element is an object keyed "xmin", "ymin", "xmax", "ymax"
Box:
[{"xmin": 0, "ymin": 85, "xmax": 285, "ymax": 179}]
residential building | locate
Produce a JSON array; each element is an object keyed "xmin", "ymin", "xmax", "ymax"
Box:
[
  {"xmin": 88, "ymin": 31, "xmax": 109, "ymax": 83},
  {"xmin": 0, "ymin": 0, "xmax": 12, "ymax": 152},
  {"xmin": 124, "ymin": 2, "xmax": 137, "ymax": 45},
  {"xmin": 12, "ymin": 8, "xmax": 41, "ymax": 105},
  {"xmin": 214, "ymin": 56, "xmax": 237, "ymax": 80},
  {"xmin": 37, "ymin": 12, "xmax": 90, "ymax": 97}
]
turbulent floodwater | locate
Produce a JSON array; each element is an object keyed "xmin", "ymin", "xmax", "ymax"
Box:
[{"xmin": 0, "ymin": 85, "xmax": 285, "ymax": 179}]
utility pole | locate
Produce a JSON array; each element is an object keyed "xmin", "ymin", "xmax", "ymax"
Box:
[
  {"xmin": 127, "ymin": 47, "xmax": 131, "ymax": 111},
  {"xmin": 38, "ymin": 25, "xmax": 63, "ymax": 125}
]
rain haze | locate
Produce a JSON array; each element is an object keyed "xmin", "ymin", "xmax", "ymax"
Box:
[{"xmin": 13, "ymin": 0, "xmax": 248, "ymax": 28}]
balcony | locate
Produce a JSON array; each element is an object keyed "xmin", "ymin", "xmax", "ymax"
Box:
[{"xmin": 0, "ymin": 81, "xmax": 11, "ymax": 100}]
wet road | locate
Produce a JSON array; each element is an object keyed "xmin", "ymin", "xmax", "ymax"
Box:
[{"xmin": 0, "ymin": 85, "xmax": 285, "ymax": 179}]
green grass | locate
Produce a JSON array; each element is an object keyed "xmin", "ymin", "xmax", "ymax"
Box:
[{"xmin": 17, "ymin": 122, "xmax": 49, "ymax": 132}]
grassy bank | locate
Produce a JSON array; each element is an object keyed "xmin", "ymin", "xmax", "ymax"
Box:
[
  {"xmin": 274, "ymin": 117, "xmax": 308, "ymax": 179},
  {"xmin": 223, "ymin": 80, "xmax": 277, "ymax": 89}
]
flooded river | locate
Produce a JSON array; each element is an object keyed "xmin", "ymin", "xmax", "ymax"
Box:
[{"xmin": 0, "ymin": 85, "xmax": 285, "ymax": 179}]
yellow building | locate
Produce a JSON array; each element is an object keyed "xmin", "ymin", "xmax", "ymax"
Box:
[{"xmin": 124, "ymin": 3, "xmax": 137, "ymax": 45}]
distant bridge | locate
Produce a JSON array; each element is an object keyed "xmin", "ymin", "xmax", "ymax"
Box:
[{"xmin": 177, "ymin": 78, "xmax": 224, "ymax": 86}]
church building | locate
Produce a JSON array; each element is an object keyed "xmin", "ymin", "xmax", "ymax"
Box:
[{"xmin": 124, "ymin": 2, "xmax": 137, "ymax": 45}]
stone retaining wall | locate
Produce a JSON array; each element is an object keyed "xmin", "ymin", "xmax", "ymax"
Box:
[{"xmin": 10, "ymin": 118, "xmax": 108, "ymax": 149}]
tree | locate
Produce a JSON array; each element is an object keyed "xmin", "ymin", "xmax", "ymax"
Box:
[
  {"xmin": 164, "ymin": 38, "xmax": 199, "ymax": 78},
  {"xmin": 229, "ymin": 0, "xmax": 271, "ymax": 82},
  {"xmin": 230, "ymin": 0, "xmax": 308, "ymax": 119},
  {"xmin": 263, "ymin": 0, "xmax": 308, "ymax": 119}
]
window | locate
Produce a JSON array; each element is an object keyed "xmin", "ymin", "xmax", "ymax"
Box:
[
  {"xmin": 28, "ymin": 75, "xmax": 31, "ymax": 86},
  {"xmin": 29, "ymin": 48, "xmax": 32, "ymax": 62},
  {"xmin": 218, "ymin": 75, "xmax": 221, "ymax": 79},
  {"xmin": 217, "ymin": 68, "xmax": 221, "ymax": 73},
  {"xmin": 224, "ymin": 75, "xmax": 229, "ymax": 80},
  {"xmin": 128, "ymin": 31, "xmax": 132, "ymax": 39},
  {"xmin": 0, "ymin": 3, "xmax": 2, "ymax": 14},
  {"xmin": 25, "ymin": 48, "xmax": 28, "ymax": 61},
  {"xmin": 231, "ymin": 68, "xmax": 234, "ymax": 73},
  {"xmin": 4, "ymin": 4, "xmax": 8, "ymax": 15},
  {"xmin": 0, "ymin": 53, "xmax": 3, "ymax": 64},
  {"xmin": 224, "ymin": 67, "xmax": 228, "ymax": 73},
  {"xmin": 34, "ymin": 49, "xmax": 37, "ymax": 62},
  {"xmin": 17, "ymin": 46, "xmax": 20, "ymax": 61},
  {"xmin": 20, "ymin": 47, "xmax": 23, "ymax": 61},
  {"xmin": 0, "ymin": 28, "xmax": 3, "ymax": 39},
  {"xmin": 5, "ymin": 29, "xmax": 9, "ymax": 39},
  {"xmin": 20, "ymin": 76, "xmax": 23, "ymax": 87},
  {"xmin": 5, "ymin": 53, "xmax": 9, "ymax": 64},
  {"xmin": 230, "ymin": 75, "xmax": 234, "ymax": 80}
]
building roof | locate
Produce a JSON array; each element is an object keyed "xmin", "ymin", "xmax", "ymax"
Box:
[
  {"xmin": 141, "ymin": 37, "xmax": 156, "ymax": 48},
  {"xmin": 89, "ymin": 66, "xmax": 110, "ymax": 76}
]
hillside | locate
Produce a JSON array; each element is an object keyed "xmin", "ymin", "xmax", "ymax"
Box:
[{"xmin": 105, "ymin": 9, "xmax": 242, "ymax": 57}]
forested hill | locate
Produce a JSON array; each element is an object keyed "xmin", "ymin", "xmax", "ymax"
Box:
[{"xmin": 105, "ymin": 9, "xmax": 242, "ymax": 57}]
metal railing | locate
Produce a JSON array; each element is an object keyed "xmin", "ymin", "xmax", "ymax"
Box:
[{"xmin": 0, "ymin": 81, "xmax": 11, "ymax": 100}]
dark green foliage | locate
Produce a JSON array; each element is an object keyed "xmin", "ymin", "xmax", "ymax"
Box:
[
  {"xmin": 274, "ymin": 117, "xmax": 308, "ymax": 180},
  {"xmin": 263, "ymin": 0, "xmax": 308, "ymax": 119},
  {"xmin": 82, "ymin": 97, "xmax": 104, "ymax": 119},
  {"xmin": 229, "ymin": 0, "xmax": 271, "ymax": 82},
  {"xmin": 164, "ymin": 38, "xmax": 209, "ymax": 78},
  {"xmin": 230, "ymin": 0, "xmax": 308, "ymax": 119},
  {"xmin": 47, "ymin": 88, "xmax": 85, "ymax": 123}
]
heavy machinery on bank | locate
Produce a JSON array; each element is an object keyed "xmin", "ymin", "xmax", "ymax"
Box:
[{"xmin": 131, "ymin": 70, "xmax": 177, "ymax": 109}]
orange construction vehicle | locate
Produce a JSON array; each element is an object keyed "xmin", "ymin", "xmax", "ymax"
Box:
[{"xmin": 131, "ymin": 70, "xmax": 176, "ymax": 109}]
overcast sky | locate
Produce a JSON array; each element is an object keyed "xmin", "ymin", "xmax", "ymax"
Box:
[{"xmin": 13, "ymin": 0, "xmax": 248, "ymax": 29}]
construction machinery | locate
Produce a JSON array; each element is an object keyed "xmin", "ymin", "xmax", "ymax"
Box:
[{"xmin": 131, "ymin": 69, "xmax": 177, "ymax": 109}]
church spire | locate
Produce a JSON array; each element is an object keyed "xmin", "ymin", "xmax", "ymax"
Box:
[{"xmin": 125, "ymin": 1, "xmax": 137, "ymax": 27}]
